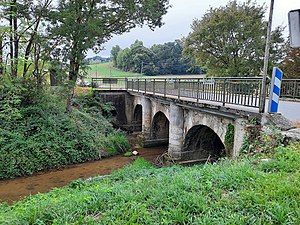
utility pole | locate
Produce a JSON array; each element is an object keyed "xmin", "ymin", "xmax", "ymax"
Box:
[{"xmin": 259, "ymin": 0, "xmax": 275, "ymax": 113}]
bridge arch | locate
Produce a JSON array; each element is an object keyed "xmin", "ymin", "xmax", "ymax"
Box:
[
  {"xmin": 151, "ymin": 111, "xmax": 169, "ymax": 141},
  {"xmin": 133, "ymin": 104, "xmax": 142, "ymax": 131},
  {"xmin": 181, "ymin": 125, "xmax": 225, "ymax": 161}
]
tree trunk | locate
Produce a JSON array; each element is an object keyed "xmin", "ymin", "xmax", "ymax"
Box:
[
  {"xmin": 13, "ymin": 13, "xmax": 18, "ymax": 77},
  {"xmin": 23, "ymin": 17, "xmax": 41, "ymax": 78},
  {"xmin": 66, "ymin": 58, "xmax": 77, "ymax": 113},
  {"xmin": 0, "ymin": 39, "xmax": 3, "ymax": 76},
  {"xmin": 9, "ymin": 6, "xmax": 14, "ymax": 77},
  {"xmin": 9, "ymin": 0, "xmax": 17, "ymax": 77}
]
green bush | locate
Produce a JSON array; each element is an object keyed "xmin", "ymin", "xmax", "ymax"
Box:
[
  {"xmin": 259, "ymin": 144, "xmax": 300, "ymax": 173},
  {"xmin": 0, "ymin": 88, "xmax": 129, "ymax": 179}
]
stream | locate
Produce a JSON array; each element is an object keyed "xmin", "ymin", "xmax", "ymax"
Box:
[{"xmin": 0, "ymin": 147, "xmax": 167, "ymax": 204}]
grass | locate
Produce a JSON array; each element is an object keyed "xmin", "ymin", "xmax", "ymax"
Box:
[
  {"xmin": 86, "ymin": 62, "xmax": 205, "ymax": 79},
  {"xmin": 87, "ymin": 62, "xmax": 141, "ymax": 78},
  {"xmin": 0, "ymin": 143, "xmax": 300, "ymax": 224}
]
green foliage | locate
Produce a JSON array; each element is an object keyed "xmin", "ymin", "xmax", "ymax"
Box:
[
  {"xmin": 241, "ymin": 125, "xmax": 284, "ymax": 156},
  {"xmin": 124, "ymin": 151, "xmax": 133, "ymax": 157},
  {"xmin": 48, "ymin": 0, "xmax": 170, "ymax": 111},
  {"xmin": 282, "ymin": 40, "xmax": 300, "ymax": 78},
  {"xmin": 0, "ymin": 77, "xmax": 23, "ymax": 121},
  {"xmin": 113, "ymin": 40, "xmax": 201, "ymax": 76},
  {"xmin": 183, "ymin": 0, "xmax": 285, "ymax": 77},
  {"xmin": 224, "ymin": 123, "xmax": 234, "ymax": 153},
  {"xmin": 0, "ymin": 89, "xmax": 129, "ymax": 179},
  {"xmin": 1, "ymin": 145, "xmax": 300, "ymax": 224},
  {"xmin": 260, "ymin": 144, "xmax": 300, "ymax": 173}
]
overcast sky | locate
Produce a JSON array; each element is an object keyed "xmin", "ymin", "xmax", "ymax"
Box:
[{"xmin": 87, "ymin": 0, "xmax": 300, "ymax": 58}]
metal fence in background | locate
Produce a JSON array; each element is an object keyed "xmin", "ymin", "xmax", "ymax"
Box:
[
  {"xmin": 91, "ymin": 78, "xmax": 127, "ymax": 90},
  {"xmin": 281, "ymin": 79, "xmax": 300, "ymax": 99}
]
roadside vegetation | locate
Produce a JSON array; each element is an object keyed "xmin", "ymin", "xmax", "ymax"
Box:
[
  {"xmin": 0, "ymin": 143, "xmax": 299, "ymax": 224},
  {"xmin": 0, "ymin": 78, "xmax": 130, "ymax": 179}
]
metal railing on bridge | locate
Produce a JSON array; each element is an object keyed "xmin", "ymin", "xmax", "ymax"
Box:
[
  {"xmin": 91, "ymin": 78, "xmax": 127, "ymax": 90},
  {"xmin": 91, "ymin": 77, "xmax": 300, "ymax": 109},
  {"xmin": 281, "ymin": 79, "xmax": 300, "ymax": 99},
  {"xmin": 127, "ymin": 77, "xmax": 264, "ymax": 108}
]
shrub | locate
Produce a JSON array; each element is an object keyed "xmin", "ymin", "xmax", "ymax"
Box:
[{"xmin": 0, "ymin": 89, "xmax": 129, "ymax": 179}]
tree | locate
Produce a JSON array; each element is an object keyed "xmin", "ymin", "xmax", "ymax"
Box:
[
  {"xmin": 111, "ymin": 45, "xmax": 121, "ymax": 66},
  {"xmin": 282, "ymin": 42, "xmax": 300, "ymax": 78},
  {"xmin": 183, "ymin": 0, "xmax": 284, "ymax": 77},
  {"xmin": 151, "ymin": 40, "xmax": 195, "ymax": 75},
  {"xmin": 112, "ymin": 39, "xmax": 200, "ymax": 76},
  {"xmin": 48, "ymin": 0, "xmax": 170, "ymax": 112}
]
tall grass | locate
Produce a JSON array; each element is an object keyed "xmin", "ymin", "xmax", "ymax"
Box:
[{"xmin": 1, "ymin": 144, "xmax": 299, "ymax": 224}]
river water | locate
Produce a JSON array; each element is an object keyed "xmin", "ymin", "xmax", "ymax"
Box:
[{"xmin": 0, "ymin": 147, "xmax": 167, "ymax": 204}]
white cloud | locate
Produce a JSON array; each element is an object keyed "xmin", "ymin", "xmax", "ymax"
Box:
[{"xmin": 88, "ymin": 0, "xmax": 300, "ymax": 58}]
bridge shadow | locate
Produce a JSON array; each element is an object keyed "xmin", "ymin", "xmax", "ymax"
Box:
[
  {"xmin": 181, "ymin": 125, "xmax": 225, "ymax": 162},
  {"xmin": 146, "ymin": 111, "xmax": 169, "ymax": 147},
  {"xmin": 133, "ymin": 104, "xmax": 142, "ymax": 132}
]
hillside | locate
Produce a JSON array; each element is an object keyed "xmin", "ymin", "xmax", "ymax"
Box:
[
  {"xmin": 1, "ymin": 144, "xmax": 300, "ymax": 224},
  {"xmin": 87, "ymin": 62, "xmax": 141, "ymax": 78},
  {"xmin": 87, "ymin": 62, "xmax": 205, "ymax": 79}
]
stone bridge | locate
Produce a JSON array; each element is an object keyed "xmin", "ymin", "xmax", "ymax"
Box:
[
  {"xmin": 95, "ymin": 90, "xmax": 278, "ymax": 161},
  {"xmin": 91, "ymin": 77, "xmax": 298, "ymax": 162}
]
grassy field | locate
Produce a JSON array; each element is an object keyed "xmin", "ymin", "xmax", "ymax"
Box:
[
  {"xmin": 87, "ymin": 62, "xmax": 141, "ymax": 78},
  {"xmin": 1, "ymin": 143, "xmax": 300, "ymax": 224},
  {"xmin": 87, "ymin": 62, "xmax": 205, "ymax": 79}
]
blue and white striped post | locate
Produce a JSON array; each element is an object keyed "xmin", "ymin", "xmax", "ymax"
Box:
[{"xmin": 268, "ymin": 67, "xmax": 283, "ymax": 113}]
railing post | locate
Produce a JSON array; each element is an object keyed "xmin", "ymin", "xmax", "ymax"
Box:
[
  {"xmin": 137, "ymin": 79, "xmax": 140, "ymax": 93},
  {"xmin": 109, "ymin": 78, "xmax": 112, "ymax": 90},
  {"xmin": 153, "ymin": 79, "xmax": 156, "ymax": 95},
  {"xmin": 125, "ymin": 78, "xmax": 128, "ymax": 90},
  {"xmin": 145, "ymin": 79, "xmax": 147, "ymax": 94},
  {"xmin": 197, "ymin": 78, "xmax": 200, "ymax": 103},
  {"xmin": 222, "ymin": 79, "xmax": 227, "ymax": 106},
  {"xmin": 293, "ymin": 80, "xmax": 297, "ymax": 98},
  {"xmin": 178, "ymin": 79, "xmax": 181, "ymax": 100},
  {"xmin": 164, "ymin": 79, "xmax": 167, "ymax": 97},
  {"xmin": 132, "ymin": 79, "xmax": 134, "ymax": 91}
]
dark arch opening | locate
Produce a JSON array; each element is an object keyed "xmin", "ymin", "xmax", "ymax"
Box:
[
  {"xmin": 133, "ymin": 104, "xmax": 142, "ymax": 131},
  {"xmin": 182, "ymin": 125, "xmax": 225, "ymax": 161},
  {"xmin": 150, "ymin": 111, "xmax": 169, "ymax": 146}
]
